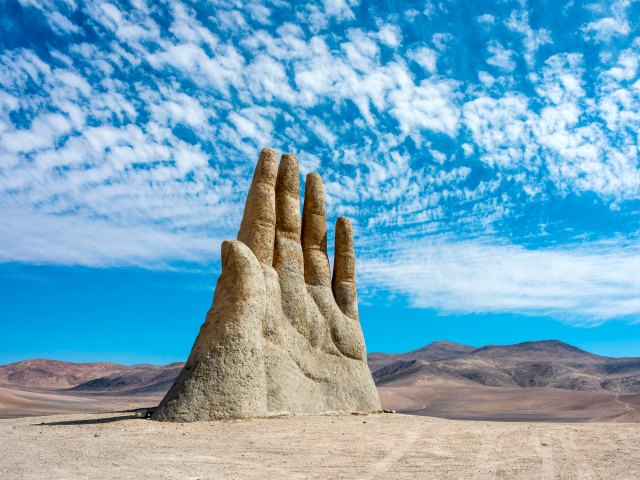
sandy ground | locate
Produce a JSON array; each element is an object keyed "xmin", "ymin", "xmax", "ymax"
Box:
[
  {"xmin": 6, "ymin": 382, "xmax": 640, "ymax": 423},
  {"xmin": 0, "ymin": 386, "xmax": 159, "ymax": 418},
  {"xmin": 378, "ymin": 383, "xmax": 640, "ymax": 422},
  {"xmin": 1, "ymin": 412, "xmax": 639, "ymax": 479}
]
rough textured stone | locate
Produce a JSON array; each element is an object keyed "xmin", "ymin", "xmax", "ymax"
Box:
[{"xmin": 153, "ymin": 148, "xmax": 381, "ymax": 422}]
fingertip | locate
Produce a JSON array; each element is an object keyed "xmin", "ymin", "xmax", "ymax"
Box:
[
  {"xmin": 281, "ymin": 152, "xmax": 297, "ymax": 163},
  {"xmin": 237, "ymin": 148, "xmax": 278, "ymax": 264},
  {"xmin": 305, "ymin": 172, "xmax": 322, "ymax": 190},
  {"xmin": 336, "ymin": 216, "xmax": 351, "ymax": 227},
  {"xmin": 221, "ymin": 240, "xmax": 232, "ymax": 267},
  {"xmin": 303, "ymin": 173, "xmax": 325, "ymax": 214},
  {"xmin": 221, "ymin": 239, "xmax": 245, "ymax": 264},
  {"xmin": 276, "ymin": 153, "xmax": 300, "ymax": 195},
  {"xmin": 256, "ymin": 147, "xmax": 279, "ymax": 186},
  {"xmin": 335, "ymin": 216, "xmax": 354, "ymax": 248}
]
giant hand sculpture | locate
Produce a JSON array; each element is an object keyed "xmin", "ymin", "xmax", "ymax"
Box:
[{"xmin": 153, "ymin": 148, "xmax": 380, "ymax": 421}]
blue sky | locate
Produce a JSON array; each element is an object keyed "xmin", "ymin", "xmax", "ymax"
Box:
[{"xmin": 2, "ymin": 0, "xmax": 640, "ymax": 364}]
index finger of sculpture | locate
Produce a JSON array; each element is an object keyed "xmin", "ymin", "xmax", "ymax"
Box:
[
  {"xmin": 332, "ymin": 216, "xmax": 359, "ymax": 321},
  {"xmin": 301, "ymin": 173, "xmax": 331, "ymax": 286},
  {"xmin": 237, "ymin": 148, "xmax": 278, "ymax": 265}
]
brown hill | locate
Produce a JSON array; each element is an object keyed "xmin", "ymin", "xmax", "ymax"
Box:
[
  {"xmin": 0, "ymin": 359, "xmax": 129, "ymax": 389},
  {"xmin": 0, "ymin": 360, "xmax": 184, "ymax": 418},
  {"xmin": 0, "ymin": 359, "xmax": 184, "ymax": 394},
  {"xmin": 70, "ymin": 363, "xmax": 184, "ymax": 394},
  {"xmin": 367, "ymin": 340, "xmax": 475, "ymax": 372},
  {"xmin": 372, "ymin": 340, "xmax": 640, "ymax": 394}
]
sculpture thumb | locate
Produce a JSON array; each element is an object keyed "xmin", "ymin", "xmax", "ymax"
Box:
[{"xmin": 153, "ymin": 240, "xmax": 268, "ymax": 422}]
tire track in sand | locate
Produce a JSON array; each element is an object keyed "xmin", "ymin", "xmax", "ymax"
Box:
[
  {"xmin": 530, "ymin": 429, "xmax": 556, "ymax": 480},
  {"xmin": 560, "ymin": 428, "xmax": 600, "ymax": 480},
  {"xmin": 356, "ymin": 426, "xmax": 422, "ymax": 480},
  {"xmin": 475, "ymin": 427, "xmax": 555, "ymax": 479},
  {"xmin": 474, "ymin": 437, "xmax": 497, "ymax": 479},
  {"xmin": 473, "ymin": 428, "xmax": 509, "ymax": 480}
]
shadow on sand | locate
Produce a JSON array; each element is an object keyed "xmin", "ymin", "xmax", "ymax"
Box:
[{"xmin": 33, "ymin": 413, "xmax": 141, "ymax": 426}]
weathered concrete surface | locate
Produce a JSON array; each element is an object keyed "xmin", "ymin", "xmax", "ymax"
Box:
[{"xmin": 154, "ymin": 148, "xmax": 380, "ymax": 421}]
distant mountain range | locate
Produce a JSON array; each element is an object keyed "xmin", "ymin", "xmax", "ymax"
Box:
[
  {"xmin": 2, "ymin": 340, "xmax": 639, "ymax": 395},
  {"xmin": 370, "ymin": 340, "xmax": 640, "ymax": 394},
  {"xmin": 0, "ymin": 358, "xmax": 133, "ymax": 389},
  {"xmin": 0, "ymin": 358, "xmax": 184, "ymax": 393},
  {"xmin": 1, "ymin": 340, "xmax": 639, "ymax": 421}
]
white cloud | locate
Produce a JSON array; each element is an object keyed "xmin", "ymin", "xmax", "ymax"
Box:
[
  {"xmin": 226, "ymin": 107, "xmax": 276, "ymax": 150},
  {"xmin": 148, "ymin": 93, "xmax": 210, "ymax": 130},
  {"xmin": 389, "ymin": 77, "xmax": 460, "ymax": 137},
  {"xmin": 17, "ymin": 0, "xmax": 80, "ymax": 34},
  {"xmin": 432, "ymin": 33, "xmax": 452, "ymax": 51},
  {"xmin": 477, "ymin": 71, "xmax": 495, "ymax": 88},
  {"xmin": 535, "ymin": 53, "xmax": 585, "ymax": 103},
  {"xmin": 407, "ymin": 46, "xmax": 438, "ymax": 73},
  {"xmin": 461, "ymin": 143, "xmax": 474, "ymax": 157},
  {"xmin": 477, "ymin": 14, "xmax": 495, "ymax": 25},
  {"xmin": 308, "ymin": 117, "xmax": 337, "ymax": 147},
  {"xmin": 506, "ymin": 8, "xmax": 552, "ymax": 68},
  {"xmin": 486, "ymin": 41, "xmax": 516, "ymax": 72},
  {"xmin": 582, "ymin": 0, "xmax": 631, "ymax": 42},
  {"xmin": 147, "ymin": 43, "xmax": 245, "ymax": 96},
  {"xmin": 463, "ymin": 94, "xmax": 533, "ymax": 168},
  {"xmin": 214, "ymin": 9, "xmax": 249, "ymax": 32},
  {"xmin": 463, "ymin": 49, "xmax": 640, "ymax": 200},
  {"xmin": 322, "ymin": 0, "xmax": 356, "ymax": 21},
  {"xmin": 341, "ymin": 30, "xmax": 380, "ymax": 72},
  {"xmin": 605, "ymin": 50, "xmax": 638, "ymax": 81},
  {"xmin": 244, "ymin": 55, "xmax": 296, "ymax": 103},
  {"xmin": 360, "ymin": 237, "xmax": 640, "ymax": 324},
  {"xmin": 0, "ymin": 207, "xmax": 219, "ymax": 267},
  {"xmin": 48, "ymin": 11, "xmax": 81, "ymax": 34},
  {"xmin": 169, "ymin": 2, "xmax": 219, "ymax": 50},
  {"xmin": 404, "ymin": 9, "xmax": 420, "ymax": 22},
  {"xmin": 1, "ymin": 112, "xmax": 73, "ymax": 153},
  {"xmin": 583, "ymin": 17, "xmax": 629, "ymax": 41},
  {"xmin": 246, "ymin": 3, "xmax": 272, "ymax": 25},
  {"xmin": 376, "ymin": 24, "xmax": 402, "ymax": 48}
]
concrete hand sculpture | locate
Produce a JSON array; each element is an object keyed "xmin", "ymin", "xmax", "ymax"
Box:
[{"xmin": 154, "ymin": 148, "xmax": 380, "ymax": 422}]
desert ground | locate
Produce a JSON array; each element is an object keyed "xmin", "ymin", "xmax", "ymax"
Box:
[
  {"xmin": 0, "ymin": 386, "xmax": 159, "ymax": 419},
  {"xmin": 1, "ymin": 411, "xmax": 639, "ymax": 479},
  {"xmin": 378, "ymin": 382, "xmax": 640, "ymax": 422}
]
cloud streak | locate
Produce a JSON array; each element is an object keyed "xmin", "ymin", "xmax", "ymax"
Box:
[{"xmin": 360, "ymin": 237, "xmax": 640, "ymax": 324}]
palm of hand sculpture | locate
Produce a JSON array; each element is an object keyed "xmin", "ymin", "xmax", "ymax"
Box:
[{"xmin": 154, "ymin": 148, "xmax": 380, "ymax": 422}]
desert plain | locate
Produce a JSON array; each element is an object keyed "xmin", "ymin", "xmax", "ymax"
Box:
[{"xmin": 2, "ymin": 410, "xmax": 639, "ymax": 479}]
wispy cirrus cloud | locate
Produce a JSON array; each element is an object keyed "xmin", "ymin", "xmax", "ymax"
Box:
[{"xmin": 360, "ymin": 237, "xmax": 640, "ymax": 325}]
